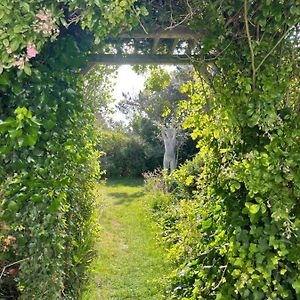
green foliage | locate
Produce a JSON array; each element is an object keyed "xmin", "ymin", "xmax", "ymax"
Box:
[
  {"xmin": 97, "ymin": 130, "xmax": 147, "ymax": 177},
  {"xmin": 118, "ymin": 66, "xmax": 193, "ymax": 125},
  {"xmin": 0, "ymin": 0, "xmax": 138, "ymax": 298},
  {"xmin": 1, "ymin": 0, "xmax": 299, "ymax": 298},
  {"xmin": 131, "ymin": 116, "xmax": 165, "ymax": 170},
  {"xmin": 148, "ymin": 1, "xmax": 300, "ymax": 299},
  {"xmin": 0, "ymin": 33, "xmax": 100, "ymax": 299},
  {"xmin": 0, "ymin": 0, "xmax": 139, "ymax": 72},
  {"xmin": 117, "ymin": 66, "xmax": 197, "ymax": 172},
  {"xmin": 145, "ymin": 67, "xmax": 171, "ymax": 92},
  {"xmin": 83, "ymin": 64, "xmax": 117, "ymax": 126}
]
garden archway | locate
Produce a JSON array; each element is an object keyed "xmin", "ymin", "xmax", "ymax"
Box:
[{"xmin": 1, "ymin": 1, "xmax": 299, "ymax": 299}]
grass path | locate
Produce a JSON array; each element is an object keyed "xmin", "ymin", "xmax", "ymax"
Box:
[{"xmin": 82, "ymin": 178, "xmax": 169, "ymax": 300}]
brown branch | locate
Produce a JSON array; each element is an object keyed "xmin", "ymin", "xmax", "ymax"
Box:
[
  {"xmin": 244, "ymin": 0, "xmax": 256, "ymax": 89},
  {"xmin": 0, "ymin": 258, "xmax": 29, "ymax": 280},
  {"xmin": 166, "ymin": 0, "xmax": 194, "ymax": 30},
  {"xmin": 224, "ymin": 4, "xmax": 243, "ymax": 28},
  {"xmin": 132, "ymin": 6, "xmax": 148, "ymax": 34},
  {"xmin": 66, "ymin": 15, "xmax": 82, "ymax": 28},
  {"xmin": 211, "ymin": 264, "xmax": 228, "ymax": 291},
  {"xmin": 204, "ymin": 42, "xmax": 232, "ymax": 61}
]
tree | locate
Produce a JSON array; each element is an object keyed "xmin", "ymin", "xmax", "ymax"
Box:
[
  {"xmin": 97, "ymin": 129, "xmax": 146, "ymax": 177},
  {"xmin": 117, "ymin": 66, "xmax": 197, "ymax": 170},
  {"xmin": 118, "ymin": 66, "xmax": 193, "ymax": 124},
  {"xmin": 83, "ymin": 64, "xmax": 117, "ymax": 128}
]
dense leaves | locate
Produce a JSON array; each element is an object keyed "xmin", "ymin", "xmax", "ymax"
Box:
[
  {"xmin": 0, "ymin": 33, "xmax": 99, "ymax": 299},
  {"xmin": 148, "ymin": 1, "xmax": 300, "ymax": 299},
  {"xmin": 0, "ymin": 0, "xmax": 299, "ymax": 299},
  {"xmin": 0, "ymin": 0, "xmax": 137, "ymax": 298},
  {"xmin": 97, "ymin": 130, "xmax": 147, "ymax": 177}
]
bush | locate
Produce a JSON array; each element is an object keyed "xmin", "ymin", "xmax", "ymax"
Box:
[
  {"xmin": 98, "ymin": 130, "xmax": 147, "ymax": 177},
  {"xmin": 150, "ymin": 133, "xmax": 300, "ymax": 298},
  {"xmin": 0, "ymin": 35, "xmax": 100, "ymax": 299}
]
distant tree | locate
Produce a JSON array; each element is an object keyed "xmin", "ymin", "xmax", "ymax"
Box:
[
  {"xmin": 117, "ymin": 66, "xmax": 193, "ymax": 125},
  {"xmin": 83, "ymin": 64, "xmax": 117, "ymax": 129},
  {"xmin": 117, "ymin": 66, "xmax": 197, "ymax": 169},
  {"xmin": 131, "ymin": 116, "xmax": 164, "ymax": 170}
]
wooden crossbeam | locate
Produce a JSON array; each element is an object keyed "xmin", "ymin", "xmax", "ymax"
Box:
[
  {"xmin": 170, "ymin": 39, "xmax": 179, "ymax": 54},
  {"xmin": 89, "ymin": 54, "xmax": 194, "ymax": 65},
  {"xmin": 152, "ymin": 38, "xmax": 160, "ymax": 53},
  {"xmin": 82, "ymin": 54, "xmax": 195, "ymax": 74}
]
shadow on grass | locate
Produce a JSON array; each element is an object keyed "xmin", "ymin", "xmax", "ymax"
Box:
[
  {"xmin": 108, "ymin": 191, "xmax": 145, "ymax": 205},
  {"xmin": 106, "ymin": 177, "xmax": 144, "ymax": 187}
]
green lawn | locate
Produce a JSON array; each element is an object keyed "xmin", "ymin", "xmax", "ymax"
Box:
[{"xmin": 81, "ymin": 178, "xmax": 170, "ymax": 300}]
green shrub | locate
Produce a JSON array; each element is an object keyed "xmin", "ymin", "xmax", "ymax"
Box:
[
  {"xmin": 0, "ymin": 35, "xmax": 100, "ymax": 299},
  {"xmin": 149, "ymin": 1, "xmax": 300, "ymax": 298},
  {"xmin": 98, "ymin": 130, "xmax": 147, "ymax": 177},
  {"xmin": 152, "ymin": 130, "xmax": 300, "ymax": 299}
]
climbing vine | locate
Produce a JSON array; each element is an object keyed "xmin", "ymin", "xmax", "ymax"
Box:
[
  {"xmin": 0, "ymin": 0, "xmax": 140, "ymax": 298},
  {"xmin": 150, "ymin": 1, "xmax": 300, "ymax": 299}
]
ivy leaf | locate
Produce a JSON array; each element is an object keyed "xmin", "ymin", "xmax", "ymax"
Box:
[
  {"xmin": 0, "ymin": 118, "xmax": 15, "ymax": 133},
  {"xmin": 246, "ymin": 202, "xmax": 260, "ymax": 214},
  {"xmin": 24, "ymin": 64, "xmax": 32, "ymax": 76},
  {"xmin": 23, "ymin": 134, "xmax": 38, "ymax": 147},
  {"xmin": 10, "ymin": 39, "xmax": 20, "ymax": 52},
  {"xmin": 13, "ymin": 25, "xmax": 25, "ymax": 33},
  {"xmin": 202, "ymin": 218, "xmax": 212, "ymax": 230},
  {"xmin": 48, "ymin": 192, "xmax": 66, "ymax": 213},
  {"xmin": 0, "ymin": 73, "xmax": 10, "ymax": 86},
  {"xmin": 7, "ymin": 200, "xmax": 19, "ymax": 212},
  {"xmin": 292, "ymin": 279, "xmax": 300, "ymax": 294}
]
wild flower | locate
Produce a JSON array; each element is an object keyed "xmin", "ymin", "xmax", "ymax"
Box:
[
  {"xmin": 33, "ymin": 8, "xmax": 59, "ymax": 37},
  {"xmin": 14, "ymin": 55, "xmax": 28, "ymax": 70},
  {"xmin": 26, "ymin": 43, "xmax": 38, "ymax": 58}
]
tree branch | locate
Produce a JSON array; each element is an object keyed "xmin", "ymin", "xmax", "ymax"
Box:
[
  {"xmin": 211, "ymin": 264, "xmax": 228, "ymax": 291},
  {"xmin": 0, "ymin": 258, "xmax": 29, "ymax": 280},
  {"xmin": 244, "ymin": 0, "xmax": 256, "ymax": 89},
  {"xmin": 255, "ymin": 27, "xmax": 293, "ymax": 72}
]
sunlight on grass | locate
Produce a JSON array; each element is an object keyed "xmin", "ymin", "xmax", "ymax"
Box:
[{"xmin": 81, "ymin": 178, "xmax": 170, "ymax": 300}]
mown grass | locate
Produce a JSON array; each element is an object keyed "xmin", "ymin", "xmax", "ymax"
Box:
[{"xmin": 81, "ymin": 178, "xmax": 170, "ymax": 300}]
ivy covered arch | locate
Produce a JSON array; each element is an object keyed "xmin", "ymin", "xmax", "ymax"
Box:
[
  {"xmin": 0, "ymin": 0, "xmax": 299, "ymax": 299},
  {"xmin": 0, "ymin": 1, "xmax": 141, "ymax": 298}
]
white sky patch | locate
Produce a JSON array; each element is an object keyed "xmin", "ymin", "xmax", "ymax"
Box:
[
  {"xmin": 110, "ymin": 65, "xmax": 177, "ymax": 123},
  {"xmin": 110, "ymin": 65, "xmax": 146, "ymax": 122}
]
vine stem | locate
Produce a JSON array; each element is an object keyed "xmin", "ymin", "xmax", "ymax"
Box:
[
  {"xmin": 244, "ymin": 0, "xmax": 256, "ymax": 89},
  {"xmin": 211, "ymin": 264, "xmax": 228, "ymax": 291},
  {"xmin": 0, "ymin": 258, "xmax": 29, "ymax": 280},
  {"xmin": 255, "ymin": 26, "xmax": 293, "ymax": 72}
]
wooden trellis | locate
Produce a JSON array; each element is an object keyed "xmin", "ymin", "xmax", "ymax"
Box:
[{"xmin": 84, "ymin": 25, "xmax": 202, "ymax": 73}]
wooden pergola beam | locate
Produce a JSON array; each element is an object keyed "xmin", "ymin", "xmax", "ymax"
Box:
[
  {"xmin": 88, "ymin": 54, "xmax": 194, "ymax": 65},
  {"xmin": 170, "ymin": 38, "xmax": 179, "ymax": 54},
  {"xmin": 152, "ymin": 38, "xmax": 160, "ymax": 53},
  {"xmin": 82, "ymin": 54, "xmax": 196, "ymax": 74}
]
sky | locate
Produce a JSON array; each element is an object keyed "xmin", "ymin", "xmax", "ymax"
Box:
[
  {"xmin": 110, "ymin": 65, "xmax": 176, "ymax": 123},
  {"xmin": 111, "ymin": 65, "xmax": 146, "ymax": 122}
]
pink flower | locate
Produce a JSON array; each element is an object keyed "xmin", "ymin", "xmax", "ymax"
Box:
[
  {"xmin": 14, "ymin": 59, "xmax": 25, "ymax": 70},
  {"xmin": 26, "ymin": 44, "xmax": 38, "ymax": 58},
  {"xmin": 37, "ymin": 13, "xmax": 47, "ymax": 21}
]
